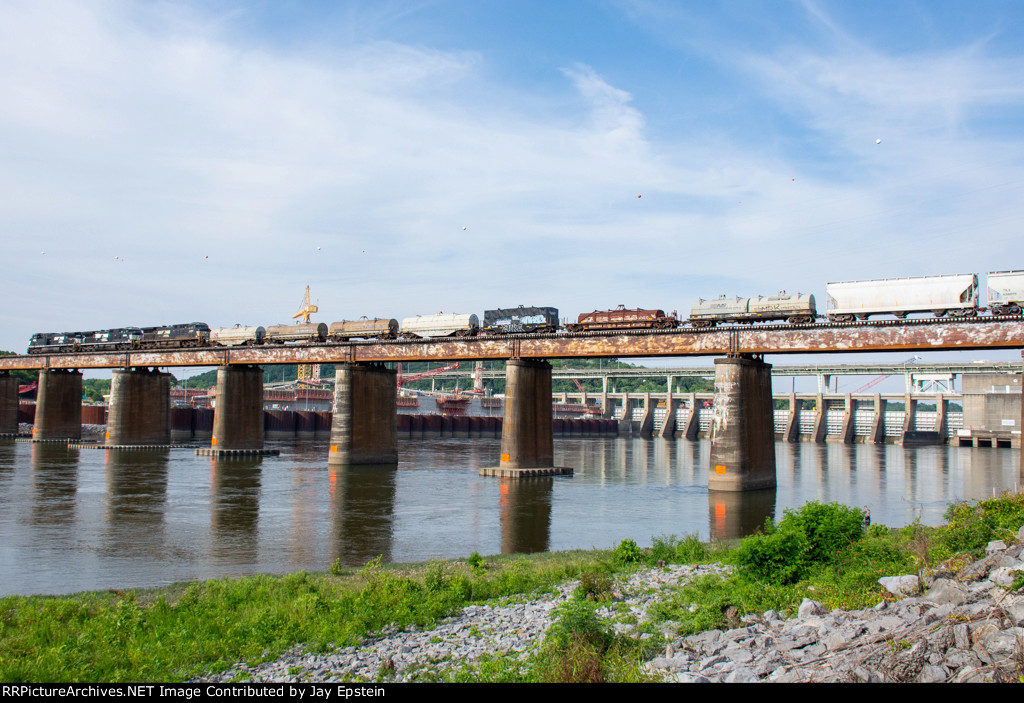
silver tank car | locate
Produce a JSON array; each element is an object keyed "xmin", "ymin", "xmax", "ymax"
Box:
[
  {"xmin": 748, "ymin": 292, "xmax": 816, "ymax": 324},
  {"xmin": 264, "ymin": 322, "xmax": 328, "ymax": 344},
  {"xmin": 826, "ymin": 273, "xmax": 979, "ymax": 322},
  {"xmin": 400, "ymin": 312, "xmax": 480, "ymax": 338},
  {"xmin": 329, "ymin": 317, "xmax": 399, "ymax": 340},
  {"xmin": 689, "ymin": 292, "xmax": 815, "ymax": 326},
  {"xmin": 209, "ymin": 325, "xmax": 266, "ymax": 346},
  {"xmin": 987, "ymin": 270, "xmax": 1024, "ymax": 316}
]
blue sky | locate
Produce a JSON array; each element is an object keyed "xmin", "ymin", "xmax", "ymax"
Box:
[{"xmin": 2, "ymin": 0, "xmax": 1023, "ymax": 380}]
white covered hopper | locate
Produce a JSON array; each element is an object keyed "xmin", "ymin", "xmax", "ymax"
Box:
[{"xmin": 826, "ymin": 273, "xmax": 978, "ymax": 321}]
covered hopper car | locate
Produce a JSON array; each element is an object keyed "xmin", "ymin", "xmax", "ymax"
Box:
[
  {"xmin": 987, "ymin": 270, "xmax": 1024, "ymax": 316},
  {"xmin": 826, "ymin": 274, "xmax": 979, "ymax": 322}
]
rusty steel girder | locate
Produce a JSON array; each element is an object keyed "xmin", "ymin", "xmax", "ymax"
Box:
[{"xmin": 0, "ymin": 320, "xmax": 1021, "ymax": 370}]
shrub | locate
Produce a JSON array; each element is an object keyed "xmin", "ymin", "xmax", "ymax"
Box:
[
  {"xmin": 735, "ymin": 502, "xmax": 864, "ymax": 585},
  {"xmin": 940, "ymin": 493, "xmax": 1024, "ymax": 557},
  {"xmin": 466, "ymin": 551, "xmax": 486, "ymax": 572},
  {"xmin": 613, "ymin": 538, "xmax": 642, "ymax": 565}
]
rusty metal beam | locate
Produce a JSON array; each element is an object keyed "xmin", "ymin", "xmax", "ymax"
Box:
[{"xmin": 1, "ymin": 319, "xmax": 1021, "ymax": 370}]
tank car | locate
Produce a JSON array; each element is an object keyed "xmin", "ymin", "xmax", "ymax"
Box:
[
  {"xmin": 209, "ymin": 325, "xmax": 266, "ymax": 346},
  {"xmin": 329, "ymin": 317, "xmax": 399, "ymax": 341},
  {"xmin": 564, "ymin": 305, "xmax": 679, "ymax": 332},
  {"xmin": 400, "ymin": 312, "xmax": 479, "ymax": 338},
  {"xmin": 139, "ymin": 322, "xmax": 211, "ymax": 349},
  {"xmin": 264, "ymin": 322, "xmax": 328, "ymax": 344},
  {"xmin": 689, "ymin": 292, "xmax": 816, "ymax": 327},
  {"xmin": 482, "ymin": 306, "xmax": 559, "ymax": 334},
  {"xmin": 826, "ymin": 273, "xmax": 979, "ymax": 322},
  {"xmin": 987, "ymin": 270, "xmax": 1024, "ymax": 316}
]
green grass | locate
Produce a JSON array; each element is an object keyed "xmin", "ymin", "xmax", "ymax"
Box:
[
  {"xmin": 3, "ymin": 492, "xmax": 1022, "ymax": 683},
  {"xmin": 0, "ymin": 550, "xmax": 616, "ymax": 683}
]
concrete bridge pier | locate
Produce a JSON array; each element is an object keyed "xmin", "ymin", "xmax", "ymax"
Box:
[
  {"xmin": 708, "ymin": 356, "xmax": 776, "ymax": 492},
  {"xmin": 682, "ymin": 393, "xmax": 700, "ymax": 440},
  {"xmin": 617, "ymin": 396, "xmax": 634, "ymax": 435},
  {"xmin": 810, "ymin": 393, "xmax": 827, "ymax": 443},
  {"xmin": 870, "ymin": 394, "xmax": 887, "ymax": 444},
  {"xmin": 210, "ymin": 365, "xmax": 264, "ymax": 451},
  {"xmin": 329, "ymin": 363, "xmax": 397, "ymax": 466},
  {"xmin": 106, "ymin": 368, "xmax": 172, "ymax": 445},
  {"xmin": 0, "ymin": 373, "xmax": 18, "ymax": 434},
  {"xmin": 659, "ymin": 397, "xmax": 679, "ymax": 439},
  {"xmin": 33, "ymin": 368, "xmax": 83, "ymax": 441},
  {"xmin": 481, "ymin": 359, "xmax": 569, "ymax": 477},
  {"xmin": 638, "ymin": 393, "xmax": 654, "ymax": 436}
]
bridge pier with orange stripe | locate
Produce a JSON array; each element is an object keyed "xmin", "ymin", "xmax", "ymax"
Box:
[
  {"xmin": 106, "ymin": 368, "xmax": 172, "ymax": 445},
  {"xmin": 328, "ymin": 363, "xmax": 397, "ymax": 466},
  {"xmin": 210, "ymin": 365, "xmax": 264, "ymax": 451},
  {"xmin": 481, "ymin": 358, "xmax": 571, "ymax": 477},
  {"xmin": 708, "ymin": 355, "xmax": 777, "ymax": 492}
]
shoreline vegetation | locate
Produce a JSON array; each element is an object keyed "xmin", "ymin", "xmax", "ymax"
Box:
[{"xmin": 2, "ymin": 493, "xmax": 1023, "ymax": 683}]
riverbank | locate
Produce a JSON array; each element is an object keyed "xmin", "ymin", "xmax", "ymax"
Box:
[
  {"xmin": 194, "ymin": 535, "xmax": 1024, "ymax": 683},
  {"xmin": 2, "ymin": 495, "xmax": 1023, "ymax": 683}
]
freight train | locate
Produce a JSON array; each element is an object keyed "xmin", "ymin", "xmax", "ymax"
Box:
[{"xmin": 25, "ymin": 270, "xmax": 1024, "ymax": 354}]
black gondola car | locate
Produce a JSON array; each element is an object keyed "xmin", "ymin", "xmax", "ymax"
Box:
[{"xmin": 482, "ymin": 306, "xmax": 559, "ymax": 334}]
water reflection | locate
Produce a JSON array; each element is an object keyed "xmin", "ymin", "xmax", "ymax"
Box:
[
  {"xmin": 209, "ymin": 457, "xmax": 262, "ymax": 566},
  {"xmin": 328, "ymin": 465, "xmax": 397, "ymax": 566},
  {"xmin": 0, "ymin": 437, "xmax": 1018, "ymax": 596},
  {"xmin": 707, "ymin": 489, "xmax": 776, "ymax": 540},
  {"xmin": 498, "ymin": 477, "xmax": 552, "ymax": 554},
  {"xmin": 102, "ymin": 450, "xmax": 169, "ymax": 559},
  {"xmin": 30, "ymin": 443, "xmax": 80, "ymax": 529}
]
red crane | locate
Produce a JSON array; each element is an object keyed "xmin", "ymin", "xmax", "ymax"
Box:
[{"xmin": 396, "ymin": 362, "xmax": 461, "ymax": 387}]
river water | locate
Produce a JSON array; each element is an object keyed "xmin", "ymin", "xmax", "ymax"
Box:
[{"xmin": 0, "ymin": 437, "xmax": 1019, "ymax": 596}]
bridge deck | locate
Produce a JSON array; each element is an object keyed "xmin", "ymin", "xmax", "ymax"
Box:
[{"xmin": 1, "ymin": 318, "xmax": 1022, "ymax": 369}]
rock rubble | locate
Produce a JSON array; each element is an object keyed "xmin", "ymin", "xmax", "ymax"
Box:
[{"xmin": 198, "ymin": 528, "xmax": 1024, "ymax": 684}]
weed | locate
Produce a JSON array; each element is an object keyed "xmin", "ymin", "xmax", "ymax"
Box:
[
  {"xmin": 575, "ymin": 572, "xmax": 614, "ymax": 602},
  {"xmin": 649, "ymin": 534, "xmax": 708, "ymax": 565},
  {"xmin": 329, "ymin": 559, "xmax": 342, "ymax": 577},
  {"xmin": 467, "ymin": 551, "xmax": 486, "ymax": 572},
  {"xmin": 887, "ymin": 639, "xmax": 911, "ymax": 652},
  {"xmin": 613, "ymin": 538, "xmax": 642, "ymax": 566}
]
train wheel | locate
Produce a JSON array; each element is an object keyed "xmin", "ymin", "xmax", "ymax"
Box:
[{"xmin": 1009, "ymin": 304, "xmax": 1022, "ymax": 315}]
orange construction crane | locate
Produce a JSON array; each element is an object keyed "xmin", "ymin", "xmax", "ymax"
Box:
[{"xmin": 293, "ymin": 285, "xmax": 318, "ymax": 324}]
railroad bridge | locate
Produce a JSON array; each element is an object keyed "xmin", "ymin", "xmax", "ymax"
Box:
[{"xmin": 2, "ymin": 318, "xmax": 1022, "ymax": 490}]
